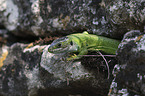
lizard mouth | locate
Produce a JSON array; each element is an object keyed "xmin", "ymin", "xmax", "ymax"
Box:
[{"xmin": 48, "ymin": 46, "xmax": 69, "ymax": 54}]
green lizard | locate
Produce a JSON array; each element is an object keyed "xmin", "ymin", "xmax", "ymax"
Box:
[{"xmin": 48, "ymin": 31, "xmax": 120, "ymax": 60}]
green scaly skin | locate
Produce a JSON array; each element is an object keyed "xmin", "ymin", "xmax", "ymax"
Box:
[{"xmin": 48, "ymin": 31, "xmax": 120, "ymax": 60}]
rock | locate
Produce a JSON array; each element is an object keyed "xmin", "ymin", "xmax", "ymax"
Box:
[
  {"xmin": 0, "ymin": 43, "xmax": 117, "ymax": 96},
  {"xmin": 41, "ymin": 46, "xmax": 93, "ymax": 82},
  {"xmin": 105, "ymin": 0, "xmax": 145, "ymax": 38},
  {"xmin": 0, "ymin": 0, "xmax": 144, "ymax": 38},
  {"xmin": 0, "ymin": 0, "xmax": 105, "ymax": 37},
  {"xmin": 0, "ymin": 0, "xmax": 121, "ymax": 38},
  {"xmin": 108, "ymin": 30, "xmax": 145, "ymax": 95},
  {"xmin": 0, "ymin": 43, "xmax": 43, "ymax": 96},
  {"xmin": 39, "ymin": 45, "xmax": 115, "ymax": 96}
]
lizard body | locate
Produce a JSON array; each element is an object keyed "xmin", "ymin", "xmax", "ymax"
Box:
[{"xmin": 48, "ymin": 31, "xmax": 120, "ymax": 60}]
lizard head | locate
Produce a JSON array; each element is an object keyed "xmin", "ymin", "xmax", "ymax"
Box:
[{"xmin": 48, "ymin": 36, "xmax": 72, "ymax": 54}]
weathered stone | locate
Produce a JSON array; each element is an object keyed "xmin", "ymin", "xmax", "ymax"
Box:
[
  {"xmin": 0, "ymin": 43, "xmax": 43, "ymax": 96},
  {"xmin": 108, "ymin": 30, "xmax": 145, "ymax": 95},
  {"xmin": 0, "ymin": 0, "xmax": 102, "ymax": 37},
  {"xmin": 105, "ymin": 0, "xmax": 145, "ymax": 37},
  {"xmin": 0, "ymin": 0, "xmax": 118, "ymax": 38},
  {"xmin": 0, "ymin": 43, "xmax": 117, "ymax": 96},
  {"xmin": 0, "ymin": 0, "xmax": 144, "ymax": 38},
  {"xmin": 39, "ymin": 45, "xmax": 115, "ymax": 96}
]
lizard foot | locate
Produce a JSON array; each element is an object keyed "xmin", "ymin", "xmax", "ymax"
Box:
[{"xmin": 67, "ymin": 54, "xmax": 79, "ymax": 61}]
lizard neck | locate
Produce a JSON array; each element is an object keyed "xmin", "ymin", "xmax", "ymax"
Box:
[{"xmin": 67, "ymin": 35, "xmax": 82, "ymax": 52}]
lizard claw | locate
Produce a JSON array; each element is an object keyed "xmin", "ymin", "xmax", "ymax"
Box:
[{"xmin": 67, "ymin": 54, "xmax": 79, "ymax": 61}]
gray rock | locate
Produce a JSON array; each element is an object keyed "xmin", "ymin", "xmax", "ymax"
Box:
[
  {"xmin": 108, "ymin": 30, "xmax": 145, "ymax": 96},
  {"xmin": 105, "ymin": 0, "xmax": 145, "ymax": 37},
  {"xmin": 0, "ymin": 0, "xmax": 144, "ymax": 38},
  {"xmin": 0, "ymin": 43, "xmax": 43, "ymax": 96},
  {"xmin": 39, "ymin": 45, "xmax": 114, "ymax": 96},
  {"xmin": 0, "ymin": 0, "xmax": 107, "ymax": 37},
  {"xmin": 0, "ymin": 43, "xmax": 116, "ymax": 96},
  {"xmin": 41, "ymin": 46, "xmax": 94, "ymax": 82}
]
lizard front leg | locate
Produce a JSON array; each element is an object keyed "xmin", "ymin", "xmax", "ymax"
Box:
[{"xmin": 67, "ymin": 49, "xmax": 88, "ymax": 61}]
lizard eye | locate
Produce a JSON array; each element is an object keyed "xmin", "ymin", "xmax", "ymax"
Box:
[
  {"xmin": 57, "ymin": 43, "xmax": 61, "ymax": 47},
  {"xmin": 70, "ymin": 41, "xmax": 73, "ymax": 45}
]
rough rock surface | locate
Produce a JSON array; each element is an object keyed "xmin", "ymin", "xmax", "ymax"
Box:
[
  {"xmin": 0, "ymin": 0, "xmax": 144, "ymax": 38},
  {"xmin": 0, "ymin": 0, "xmax": 106, "ymax": 37},
  {"xmin": 108, "ymin": 30, "xmax": 145, "ymax": 95},
  {"xmin": 0, "ymin": 43, "xmax": 117, "ymax": 96},
  {"xmin": 40, "ymin": 46, "xmax": 116, "ymax": 96},
  {"xmin": 0, "ymin": 43, "xmax": 43, "ymax": 96},
  {"xmin": 105, "ymin": 0, "xmax": 145, "ymax": 37}
]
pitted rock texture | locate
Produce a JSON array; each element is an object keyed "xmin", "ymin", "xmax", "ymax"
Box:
[
  {"xmin": 108, "ymin": 30, "xmax": 145, "ymax": 96},
  {"xmin": 105, "ymin": 0, "xmax": 145, "ymax": 37},
  {"xmin": 0, "ymin": 0, "xmax": 107, "ymax": 37},
  {"xmin": 0, "ymin": 44, "xmax": 115, "ymax": 96}
]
